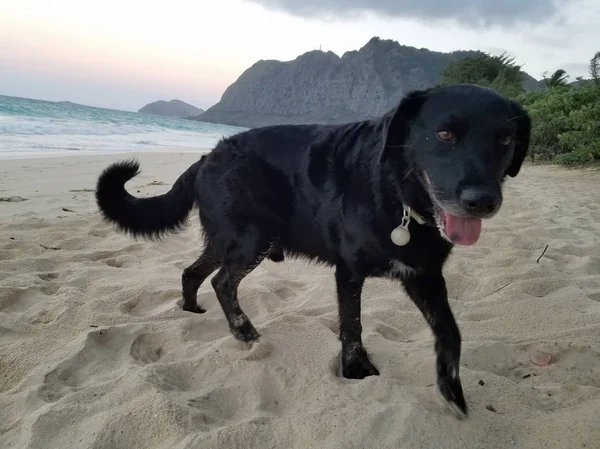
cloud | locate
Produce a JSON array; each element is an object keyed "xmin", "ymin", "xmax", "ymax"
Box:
[
  {"xmin": 245, "ymin": 0, "xmax": 561, "ymax": 27},
  {"xmin": 561, "ymin": 62, "xmax": 590, "ymax": 77}
]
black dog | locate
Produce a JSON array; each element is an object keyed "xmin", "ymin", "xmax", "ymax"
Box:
[{"xmin": 96, "ymin": 84, "xmax": 530, "ymax": 419}]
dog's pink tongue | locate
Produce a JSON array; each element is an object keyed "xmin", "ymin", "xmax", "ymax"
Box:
[{"xmin": 443, "ymin": 212, "xmax": 482, "ymax": 245}]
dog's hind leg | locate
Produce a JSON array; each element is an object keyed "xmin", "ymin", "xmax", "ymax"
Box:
[
  {"xmin": 210, "ymin": 228, "xmax": 270, "ymax": 342},
  {"xmin": 335, "ymin": 265, "xmax": 380, "ymax": 379},
  {"xmin": 402, "ymin": 273, "xmax": 467, "ymax": 419},
  {"xmin": 181, "ymin": 245, "xmax": 221, "ymax": 313}
]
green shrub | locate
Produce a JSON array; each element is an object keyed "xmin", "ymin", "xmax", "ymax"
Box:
[
  {"xmin": 518, "ymin": 84, "xmax": 600, "ymax": 164},
  {"xmin": 554, "ymin": 152, "xmax": 594, "ymax": 165}
]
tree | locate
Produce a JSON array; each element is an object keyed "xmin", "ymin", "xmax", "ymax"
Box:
[
  {"xmin": 589, "ymin": 51, "xmax": 600, "ymax": 85},
  {"xmin": 542, "ymin": 69, "xmax": 569, "ymax": 88},
  {"xmin": 439, "ymin": 52, "xmax": 526, "ymax": 99}
]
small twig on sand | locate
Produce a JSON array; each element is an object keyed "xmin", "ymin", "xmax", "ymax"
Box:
[
  {"xmin": 537, "ymin": 244, "xmax": 549, "ymax": 264},
  {"xmin": 40, "ymin": 244, "xmax": 61, "ymax": 251},
  {"xmin": 484, "ymin": 282, "xmax": 512, "ymax": 298},
  {"xmin": 62, "ymin": 208, "xmax": 75, "ymax": 212},
  {"xmin": 0, "ymin": 196, "xmax": 28, "ymax": 202}
]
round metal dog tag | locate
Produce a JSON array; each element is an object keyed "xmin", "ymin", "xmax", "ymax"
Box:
[{"xmin": 391, "ymin": 226, "xmax": 410, "ymax": 246}]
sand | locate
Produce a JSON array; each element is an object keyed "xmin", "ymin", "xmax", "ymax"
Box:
[{"xmin": 1, "ymin": 152, "xmax": 599, "ymax": 449}]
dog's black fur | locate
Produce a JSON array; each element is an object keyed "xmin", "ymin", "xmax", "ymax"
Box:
[{"xmin": 96, "ymin": 84, "xmax": 530, "ymax": 418}]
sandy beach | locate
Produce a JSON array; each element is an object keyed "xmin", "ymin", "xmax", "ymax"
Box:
[{"xmin": 1, "ymin": 151, "xmax": 599, "ymax": 449}]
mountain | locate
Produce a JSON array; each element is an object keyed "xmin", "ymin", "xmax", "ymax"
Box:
[
  {"xmin": 139, "ymin": 99, "xmax": 204, "ymax": 118},
  {"xmin": 193, "ymin": 37, "xmax": 539, "ymax": 128}
]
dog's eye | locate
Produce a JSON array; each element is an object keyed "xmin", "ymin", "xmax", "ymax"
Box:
[
  {"xmin": 499, "ymin": 135, "xmax": 513, "ymax": 146},
  {"xmin": 436, "ymin": 130, "xmax": 453, "ymax": 142}
]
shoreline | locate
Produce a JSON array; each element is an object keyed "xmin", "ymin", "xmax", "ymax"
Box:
[{"xmin": 0, "ymin": 147, "xmax": 212, "ymax": 161}]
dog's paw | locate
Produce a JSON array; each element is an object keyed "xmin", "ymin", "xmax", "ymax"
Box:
[
  {"xmin": 436, "ymin": 377, "xmax": 468, "ymax": 419},
  {"xmin": 182, "ymin": 301, "xmax": 206, "ymax": 314},
  {"xmin": 342, "ymin": 353, "xmax": 380, "ymax": 379},
  {"xmin": 231, "ymin": 318, "xmax": 260, "ymax": 343}
]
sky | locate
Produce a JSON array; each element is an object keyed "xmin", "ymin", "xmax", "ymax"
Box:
[{"xmin": 0, "ymin": 0, "xmax": 598, "ymax": 111}]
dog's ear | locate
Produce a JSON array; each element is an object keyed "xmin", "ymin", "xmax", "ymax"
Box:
[
  {"xmin": 379, "ymin": 89, "xmax": 429, "ymax": 161},
  {"xmin": 506, "ymin": 101, "xmax": 532, "ymax": 178}
]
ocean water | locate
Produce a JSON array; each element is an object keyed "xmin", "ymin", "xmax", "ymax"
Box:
[{"xmin": 0, "ymin": 95, "xmax": 246, "ymax": 155}]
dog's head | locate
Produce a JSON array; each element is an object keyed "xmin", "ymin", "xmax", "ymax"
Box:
[{"xmin": 381, "ymin": 84, "xmax": 531, "ymax": 245}]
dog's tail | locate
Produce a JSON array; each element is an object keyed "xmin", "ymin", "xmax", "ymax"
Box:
[{"xmin": 95, "ymin": 158, "xmax": 202, "ymax": 240}]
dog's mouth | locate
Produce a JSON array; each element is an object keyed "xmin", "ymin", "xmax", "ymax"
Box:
[
  {"xmin": 422, "ymin": 172, "xmax": 482, "ymax": 246},
  {"xmin": 432, "ymin": 203, "xmax": 482, "ymax": 246}
]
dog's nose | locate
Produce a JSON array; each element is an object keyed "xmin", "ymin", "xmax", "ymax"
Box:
[{"xmin": 460, "ymin": 187, "xmax": 500, "ymax": 215}]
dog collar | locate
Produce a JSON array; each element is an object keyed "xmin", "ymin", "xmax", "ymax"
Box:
[{"xmin": 390, "ymin": 205, "xmax": 425, "ymax": 246}]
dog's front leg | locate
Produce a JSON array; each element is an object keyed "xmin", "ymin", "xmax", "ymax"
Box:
[
  {"xmin": 335, "ymin": 265, "xmax": 379, "ymax": 379},
  {"xmin": 402, "ymin": 273, "xmax": 467, "ymax": 419}
]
